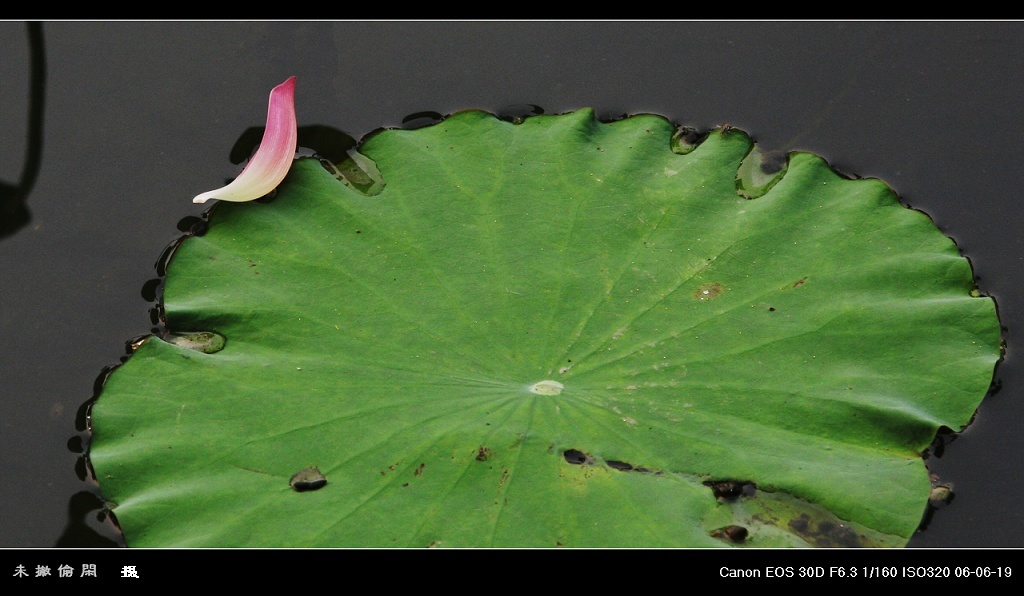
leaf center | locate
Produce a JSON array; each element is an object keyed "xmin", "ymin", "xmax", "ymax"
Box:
[{"xmin": 529, "ymin": 380, "xmax": 564, "ymax": 395}]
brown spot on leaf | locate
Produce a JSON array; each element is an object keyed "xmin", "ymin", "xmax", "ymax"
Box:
[
  {"xmin": 694, "ymin": 282, "xmax": 724, "ymax": 301},
  {"xmin": 710, "ymin": 525, "xmax": 748, "ymax": 543},
  {"xmin": 787, "ymin": 513, "xmax": 865, "ymax": 547}
]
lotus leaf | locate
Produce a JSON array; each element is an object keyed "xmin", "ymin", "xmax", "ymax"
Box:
[{"xmin": 90, "ymin": 109, "xmax": 1001, "ymax": 547}]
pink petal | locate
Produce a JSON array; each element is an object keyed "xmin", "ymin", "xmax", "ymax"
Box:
[{"xmin": 193, "ymin": 77, "xmax": 298, "ymax": 204}]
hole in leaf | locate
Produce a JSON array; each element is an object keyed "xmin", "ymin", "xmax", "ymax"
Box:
[
  {"xmin": 562, "ymin": 449, "xmax": 591, "ymax": 465},
  {"xmin": 290, "ymin": 467, "xmax": 327, "ymax": 492},
  {"xmin": 704, "ymin": 480, "xmax": 757, "ymax": 501}
]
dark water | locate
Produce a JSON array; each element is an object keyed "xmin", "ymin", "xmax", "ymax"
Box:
[{"xmin": 1, "ymin": 21, "xmax": 1022, "ymax": 548}]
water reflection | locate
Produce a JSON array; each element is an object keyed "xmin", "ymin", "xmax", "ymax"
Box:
[
  {"xmin": 0, "ymin": 22, "xmax": 45, "ymax": 240},
  {"xmin": 231, "ymin": 124, "xmax": 358, "ymax": 167},
  {"xmin": 54, "ymin": 491, "xmax": 123, "ymax": 548}
]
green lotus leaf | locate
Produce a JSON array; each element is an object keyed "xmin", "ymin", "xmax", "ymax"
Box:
[{"xmin": 90, "ymin": 109, "xmax": 1001, "ymax": 547}]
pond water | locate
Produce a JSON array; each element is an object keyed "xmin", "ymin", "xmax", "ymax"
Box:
[{"xmin": 1, "ymin": 21, "xmax": 1021, "ymax": 548}]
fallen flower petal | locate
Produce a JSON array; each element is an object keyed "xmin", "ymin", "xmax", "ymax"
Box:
[{"xmin": 193, "ymin": 76, "xmax": 298, "ymax": 204}]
